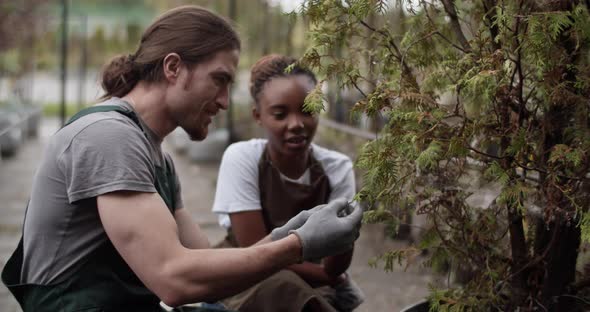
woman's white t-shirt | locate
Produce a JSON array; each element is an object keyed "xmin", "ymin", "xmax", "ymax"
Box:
[{"xmin": 212, "ymin": 139, "xmax": 356, "ymax": 229}]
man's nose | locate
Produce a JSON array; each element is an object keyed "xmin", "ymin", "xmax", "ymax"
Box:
[{"xmin": 216, "ymin": 86, "xmax": 230, "ymax": 110}]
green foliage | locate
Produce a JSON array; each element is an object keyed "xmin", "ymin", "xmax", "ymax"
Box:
[
  {"xmin": 416, "ymin": 141, "xmax": 443, "ymax": 171},
  {"xmin": 496, "ymin": 182, "xmax": 529, "ymax": 214},
  {"xmin": 301, "ymin": 0, "xmax": 590, "ymax": 310},
  {"xmin": 484, "ymin": 161, "xmax": 510, "ymax": 186},
  {"xmin": 427, "ymin": 287, "xmax": 487, "ymax": 312},
  {"xmin": 303, "ymin": 80, "xmax": 325, "ymax": 114},
  {"xmin": 549, "ymin": 144, "xmax": 585, "ymax": 170},
  {"xmin": 368, "ymin": 247, "xmax": 420, "ymax": 272}
]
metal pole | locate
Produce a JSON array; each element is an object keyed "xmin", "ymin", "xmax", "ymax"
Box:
[
  {"xmin": 261, "ymin": 1, "xmax": 270, "ymax": 55},
  {"xmin": 78, "ymin": 14, "xmax": 87, "ymax": 111},
  {"xmin": 60, "ymin": 0, "xmax": 68, "ymax": 126},
  {"xmin": 227, "ymin": 0, "xmax": 237, "ymax": 143}
]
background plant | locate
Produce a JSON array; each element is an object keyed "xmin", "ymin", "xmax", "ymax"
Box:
[{"xmin": 299, "ymin": 0, "xmax": 590, "ymax": 310}]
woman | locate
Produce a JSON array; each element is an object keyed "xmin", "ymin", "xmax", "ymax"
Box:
[{"xmin": 213, "ymin": 55, "xmax": 364, "ymax": 312}]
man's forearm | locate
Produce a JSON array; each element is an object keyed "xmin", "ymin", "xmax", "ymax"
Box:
[
  {"xmin": 252, "ymin": 234, "xmax": 273, "ymax": 246},
  {"xmin": 164, "ymin": 234, "xmax": 302, "ymax": 306}
]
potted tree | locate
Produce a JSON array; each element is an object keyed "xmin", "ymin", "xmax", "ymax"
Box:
[{"xmin": 299, "ymin": 0, "xmax": 590, "ymax": 311}]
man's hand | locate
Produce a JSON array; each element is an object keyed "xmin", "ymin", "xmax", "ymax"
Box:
[
  {"xmin": 270, "ymin": 204, "xmax": 326, "ymax": 241},
  {"xmin": 289, "ymin": 198, "xmax": 363, "ymax": 261}
]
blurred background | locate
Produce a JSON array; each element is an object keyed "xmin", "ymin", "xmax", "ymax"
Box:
[
  {"xmin": 0, "ymin": 0, "xmax": 391, "ymax": 146},
  {"xmin": 1, "ymin": 0, "xmax": 314, "ymax": 139}
]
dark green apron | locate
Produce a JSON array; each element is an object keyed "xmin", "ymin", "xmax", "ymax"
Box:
[{"xmin": 1, "ymin": 105, "xmax": 178, "ymax": 312}]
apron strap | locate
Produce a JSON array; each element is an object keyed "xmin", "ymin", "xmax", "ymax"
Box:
[
  {"xmin": 1, "ymin": 237, "xmax": 26, "ymax": 303},
  {"xmin": 63, "ymin": 105, "xmax": 142, "ymax": 130}
]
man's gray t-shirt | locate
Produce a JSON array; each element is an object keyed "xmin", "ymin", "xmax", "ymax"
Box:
[{"xmin": 21, "ymin": 98, "xmax": 183, "ymax": 284}]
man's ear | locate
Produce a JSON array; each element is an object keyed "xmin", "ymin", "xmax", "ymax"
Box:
[
  {"xmin": 252, "ymin": 105, "xmax": 262, "ymax": 125},
  {"xmin": 163, "ymin": 53, "xmax": 182, "ymax": 83}
]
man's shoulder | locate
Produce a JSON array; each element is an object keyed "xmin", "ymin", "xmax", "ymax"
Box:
[{"xmin": 57, "ymin": 109, "xmax": 144, "ymax": 144}]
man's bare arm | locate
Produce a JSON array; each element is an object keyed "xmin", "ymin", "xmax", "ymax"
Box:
[
  {"xmin": 174, "ymin": 207, "xmax": 210, "ymax": 249},
  {"xmin": 97, "ymin": 191, "xmax": 301, "ymax": 307}
]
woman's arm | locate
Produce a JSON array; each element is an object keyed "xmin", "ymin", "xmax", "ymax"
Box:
[
  {"xmin": 288, "ymin": 262, "xmax": 345, "ymax": 287},
  {"xmin": 230, "ymin": 209, "xmax": 343, "ymax": 287},
  {"xmin": 323, "ymin": 248, "xmax": 353, "ymax": 277},
  {"xmin": 229, "ymin": 210, "xmax": 268, "ymax": 247}
]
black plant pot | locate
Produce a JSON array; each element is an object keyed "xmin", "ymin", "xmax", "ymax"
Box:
[{"xmin": 400, "ymin": 299, "xmax": 430, "ymax": 312}]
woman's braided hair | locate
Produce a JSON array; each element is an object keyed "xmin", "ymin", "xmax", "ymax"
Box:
[{"xmin": 249, "ymin": 54, "xmax": 317, "ymax": 106}]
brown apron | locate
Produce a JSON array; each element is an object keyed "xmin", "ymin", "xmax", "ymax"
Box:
[
  {"xmin": 220, "ymin": 146, "xmax": 337, "ymax": 312},
  {"xmin": 258, "ymin": 146, "xmax": 331, "ymax": 232}
]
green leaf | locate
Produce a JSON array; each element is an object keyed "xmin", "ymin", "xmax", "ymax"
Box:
[
  {"xmin": 416, "ymin": 141, "xmax": 442, "ymax": 171},
  {"xmin": 303, "ymin": 81, "xmax": 325, "ymax": 114},
  {"xmin": 484, "ymin": 161, "xmax": 509, "ymax": 185}
]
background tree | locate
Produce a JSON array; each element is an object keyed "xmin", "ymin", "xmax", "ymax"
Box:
[
  {"xmin": 0, "ymin": 0, "xmax": 48, "ymax": 96},
  {"xmin": 300, "ymin": 0, "xmax": 590, "ymax": 311}
]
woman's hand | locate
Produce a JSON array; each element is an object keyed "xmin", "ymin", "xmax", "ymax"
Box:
[
  {"xmin": 323, "ymin": 248, "xmax": 354, "ymax": 278},
  {"xmin": 327, "ymin": 272, "xmax": 347, "ymax": 287}
]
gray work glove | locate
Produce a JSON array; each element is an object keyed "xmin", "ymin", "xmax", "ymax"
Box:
[
  {"xmin": 289, "ymin": 198, "xmax": 363, "ymax": 261},
  {"xmin": 270, "ymin": 204, "xmax": 326, "ymax": 241}
]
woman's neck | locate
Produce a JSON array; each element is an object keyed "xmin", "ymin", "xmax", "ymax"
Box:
[{"xmin": 267, "ymin": 146, "xmax": 310, "ymax": 180}]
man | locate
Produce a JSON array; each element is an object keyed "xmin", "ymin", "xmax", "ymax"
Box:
[{"xmin": 1, "ymin": 5, "xmax": 363, "ymax": 312}]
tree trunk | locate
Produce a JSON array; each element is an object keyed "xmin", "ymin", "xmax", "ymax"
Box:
[
  {"xmin": 499, "ymin": 99, "xmax": 530, "ymax": 307},
  {"xmin": 534, "ymin": 217, "xmax": 581, "ymax": 311},
  {"xmin": 534, "ymin": 95, "xmax": 580, "ymax": 311},
  {"xmin": 533, "ymin": 2, "xmax": 582, "ymax": 307}
]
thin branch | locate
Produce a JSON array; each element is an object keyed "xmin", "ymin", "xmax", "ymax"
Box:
[
  {"xmin": 513, "ymin": 160, "xmax": 588, "ymax": 181},
  {"xmin": 468, "ymin": 145, "xmax": 588, "ymax": 181},
  {"xmin": 421, "ymin": 1, "xmax": 469, "ymax": 53},
  {"xmin": 524, "ymin": 86, "xmax": 537, "ymax": 104},
  {"xmin": 358, "ymin": 75, "xmax": 377, "ymax": 88},
  {"xmin": 514, "ymin": 3, "xmax": 526, "ymax": 126},
  {"xmin": 483, "ymin": 0, "xmax": 501, "ymax": 51},
  {"xmin": 432, "ymin": 207, "xmax": 473, "ymax": 261},
  {"xmin": 453, "ymin": 93, "xmax": 461, "ymax": 116},
  {"xmin": 433, "ymin": 31, "xmax": 470, "ymax": 53},
  {"xmin": 350, "ymin": 78, "xmax": 368, "ymax": 98},
  {"xmin": 509, "ymin": 62, "xmax": 518, "ymax": 90},
  {"xmin": 359, "ymin": 20, "xmax": 414, "ymax": 81},
  {"xmin": 467, "ymin": 145, "xmax": 505, "ymax": 159},
  {"xmin": 441, "ymin": 0, "xmax": 472, "ymax": 52}
]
